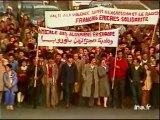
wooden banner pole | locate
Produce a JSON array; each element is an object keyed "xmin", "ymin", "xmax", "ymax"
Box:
[
  {"xmin": 150, "ymin": 25, "xmax": 157, "ymax": 47},
  {"xmin": 34, "ymin": 45, "xmax": 39, "ymax": 88}
]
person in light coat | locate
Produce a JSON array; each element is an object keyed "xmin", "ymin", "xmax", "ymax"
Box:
[
  {"xmin": 0, "ymin": 52, "xmax": 8, "ymax": 104},
  {"xmin": 97, "ymin": 59, "xmax": 110, "ymax": 108},
  {"xmin": 43, "ymin": 58, "xmax": 59, "ymax": 108},
  {"xmin": 141, "ymin": 63, "xmax": 152, "ymax": 107},
  {"xmin": 82, "ymin": 57, "xmax": 99, "ymax": 107},
  {"xmin": 3, "ymin": 64, "xmax": 18, "ymax": 110}
]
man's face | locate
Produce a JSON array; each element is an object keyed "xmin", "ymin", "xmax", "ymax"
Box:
[
  {"xmin": 48, "ymin": 59, "xmax": 54, "ymax": 64},
  {"xmin": 127, "ymin": 55, "xmax": 133, "ymax": 62},
  {"xmin": 133, "ymin": 60, "xmax": 139, "ymax": 66},
  {"xmin": 117, "ymin": 52, "xmax": 123, "ymax": 59},
  {"xmin": 39, "ymin": 57, "xmax": 44, "ymax": 63},
  {"xmin": 68, "ymin": 58, "xmax": 73, "ymax": 63},
  {"xmin": 137, "ymin": 55, "xmax": 142, "ymax": 60},
  {"xmin": 74, "ymin": 54, "xmax": 79, "ymax": 60},
  {"xmin": 91, "ymin": 58, "xmax": 96, "ymax": 65},
  {"xmin": 126, "ymin": 34, "xmax": 132, "ymax": 40},
  {"xmin": 79, "ymin": 48, "xmax": 83, "ymax": 54},
  {"xmin": 135, "ymin": 51, "xmax": 141, "ymax": 56},
  {"xmin": 8, "ymin": 56, "xmax": 14, "ymax": 62},
  {"xmin": 124, "ymin": 47, "xmax": 130, "ymax": 54},
  {"xmin": 83, "ymin": 49, "xmax": 88, "ymax": 55},
  {"xmin": 33, "ymin": 58, "xmax": 38, "ymax": 65},
  {"xmin": 142, "ymin": 54, "xmax": 148, "ymax": 60},
  {"xmin": 19, "ymin": 52, "xmax": 24, "ymax": 57},
  {"xmin": 26, "ymin": 33, "xmax": 32, "ymax": 39},
  {"xmin": 96, "ymin": 47, "xmax": 100, "ymax": 53},
  {"xmin": 5, "ymin": 66, "xmax": 11, "ymax": 72},
  {"xmin": 56, "ymin": 55, "xmax": 61, "ymax": 61},
  {"xmin": 149, "ymin": 48, "xmax": 155, "ymax": 54}
]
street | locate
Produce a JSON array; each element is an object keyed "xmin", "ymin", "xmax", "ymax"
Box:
[{"xmin": 0, "ymin": 103, "xmax": 159, "ymax": 119}]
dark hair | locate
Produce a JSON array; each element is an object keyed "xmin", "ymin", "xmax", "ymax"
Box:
[
  {"xmin": 150, "ymin": 55, "xmax": 156, "ymax": 59},
  {"xmin": 134, "ymin": 48, "xmax": 141, "ymax": 54},
  {"xmin": 89, "ymin": 56, "xmax": 95, "ymax": 63},
  {"xmin": 117, "ymin": 50, "xmax": 123, "ymax": 54},
  {"xmin": 8, "ymin": 53, "xmax": 15, "ymax": 57},
  {"xmin": 6, "ymin": 64, "xmax": 12, "ymax": 69},
  {"xmin": 19, "ymin": 59, "xmax": 28, "ymax": 66},
  {"xmin": 89, "ymin": 52, "xmax": 95, "ymax": 57},
  {"xmin": 143, "ymin": 63, "xmax": 151, "ymax": 70},
  {"xmin": 66, "ymin": 54, "xmax": 73, "ymax": 59},
  {"xmin": 149, "ymin": 46, "xmax": 155, "ymax": 53},
  {"xmin": 134, "ymin": 58, "xmax": 141, "ymax": 64},
  {"xmin": 127, "ymin": 54, "xmax": 133, "ymax": 58}
]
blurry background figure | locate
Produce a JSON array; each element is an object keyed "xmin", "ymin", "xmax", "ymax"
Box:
[
  {"xmin": 0, "ymin": 52, "xmax": 8, "ymax": 104},
  {"xmin": 141, "ymin": 63, "xmax": 152, "ymax": 108}
]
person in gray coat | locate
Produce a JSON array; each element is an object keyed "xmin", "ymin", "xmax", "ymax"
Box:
[
  {"xmin": 82, "ymin": 57, "xmax": 99, "ymax": 107},
  {"xmin": 98, "ymin": 59, "xmax": 110, "ymax": 108}
]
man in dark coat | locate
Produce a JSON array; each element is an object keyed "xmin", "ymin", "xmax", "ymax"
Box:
[
  {"xmin": 60, "ymin": 54, "xmax": 78, "ymax": 108},
  {"xmin": 27, "ymin": 57, "xmax": 44, "ymax": 109},
  {"xmin": 128, "ymin": 58, "xmax": 145, "ymax": 110}
]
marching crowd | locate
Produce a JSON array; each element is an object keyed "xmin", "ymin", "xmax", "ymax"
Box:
[{"xmin": 0, "ymin": 6, "xmax": 159, "ymax": 111}]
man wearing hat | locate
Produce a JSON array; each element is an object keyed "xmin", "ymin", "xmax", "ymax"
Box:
[{"xmin": 5, "ymin": 6, "xmax": 15, "ymax": 18}]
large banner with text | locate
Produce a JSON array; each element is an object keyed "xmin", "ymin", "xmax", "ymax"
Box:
[
  {"xmin": 38, "ymin": 27, "xmax": 119, "ymax": 47},
  {"xmin": 45, "ymin": 6, "xmax": 159, "ymax": 28}
]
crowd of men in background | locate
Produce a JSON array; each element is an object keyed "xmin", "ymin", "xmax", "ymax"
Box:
[{"xmin": 0, "ymin": 6, "xmax": 159, "ymax": 111}]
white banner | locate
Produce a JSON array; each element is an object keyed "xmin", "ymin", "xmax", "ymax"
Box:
[
  {"xmin": 45, "ymin": 6, "xmax": 159, "ymax": 28},
  {"xmin": 38, "ymin": 27, "xmax": 119, "ymax": 47}
]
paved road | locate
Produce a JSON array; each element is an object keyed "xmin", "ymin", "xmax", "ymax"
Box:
[{"xmin": 0, "ymin": 103, "xmax": 159, "ymax": 119}]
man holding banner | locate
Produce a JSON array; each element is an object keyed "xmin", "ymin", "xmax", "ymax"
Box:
[
  {"xmin": 27, "ymin": 57, "xmax": 44, "ymax": 109},
  {"xmin": 109, "ymin": 50, "xmax": 128, "ymax": 109}
]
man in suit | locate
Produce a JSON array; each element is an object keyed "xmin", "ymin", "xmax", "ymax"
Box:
[
  {"xmin": 72, "ymin": 53, "xmax": 84, "ymax": 105},
  {"xmin": 55, "ymin": 53, "xmax": 65, "ymax": 102},
  {"xmin": 60, "ymin": 54, "xmax": 78, "ymax": 108}
]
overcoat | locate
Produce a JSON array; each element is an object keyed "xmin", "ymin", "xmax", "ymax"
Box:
[{"xmin": 82, "ymin": 64, "xmax": 99, "ymax": 98}]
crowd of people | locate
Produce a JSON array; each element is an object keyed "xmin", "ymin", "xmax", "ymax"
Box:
[{"xmin": 0, "ymin": 6, "xmax": 159, "ymax": 111}]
